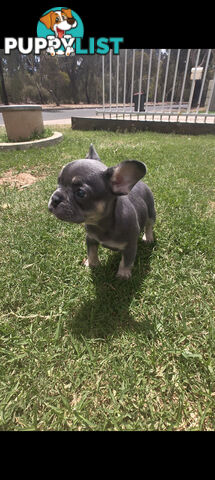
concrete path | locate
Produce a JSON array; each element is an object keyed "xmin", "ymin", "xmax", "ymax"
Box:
[
  {"xmin": 0, "ymin": 105, "xmax": 213, "ymax": 126},
  {"xmin": 0, "ymin": 107, "xmax": 99, "ymax": 126}
]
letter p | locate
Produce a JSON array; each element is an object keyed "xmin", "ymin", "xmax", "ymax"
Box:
[{"xmin": 4, "ymin": 38, "xmax": 17, "ymax": 54}]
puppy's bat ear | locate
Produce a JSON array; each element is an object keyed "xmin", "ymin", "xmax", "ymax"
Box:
[
  {"xmin": 105, "ymin": 160, "xmax": 147, "ymax": 195},
  {"xmin": 86, "ymin": 144, "xmax": 101, "ymax": 161}
]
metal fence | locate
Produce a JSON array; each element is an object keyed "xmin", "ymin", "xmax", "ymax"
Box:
[{"xmin": 97, "ymin": 49, "xmax": 215, "ymax": 124}]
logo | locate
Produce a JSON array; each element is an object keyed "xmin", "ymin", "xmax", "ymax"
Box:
[
  {"xmin": 37, "ymin": 8, "xmax": 84, "ymax": 56},
  {"xmin": 4, "ymin": 7, "xmax": 124, "ymax": 56}
]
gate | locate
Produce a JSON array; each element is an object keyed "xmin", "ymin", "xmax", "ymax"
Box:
[{"xmin": 98, "ymin": 49, "xmax": 215, "ymax": 124}]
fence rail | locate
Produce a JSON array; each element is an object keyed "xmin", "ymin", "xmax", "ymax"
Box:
[{"xmin": 97, "ymin": 49, "xmax": 215, "ymax": 124}]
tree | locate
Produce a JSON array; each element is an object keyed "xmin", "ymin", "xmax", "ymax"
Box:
[
  {"xmin": 0, "ymin": 49, "xmax": 213, "ymax": 107},
  {"xmin": 0, "ymin": 55, "xmax": 9, "ymax": 104}
]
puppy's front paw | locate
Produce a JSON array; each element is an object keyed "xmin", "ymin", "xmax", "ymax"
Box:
[{"xmin": 116, "ymin": 266, "xmax": 132, "ymax": 280}]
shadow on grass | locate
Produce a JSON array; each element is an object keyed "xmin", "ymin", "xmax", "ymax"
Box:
[{"xmin": 68, "ymin": 237, "xmax": 157, "ymax": 340}]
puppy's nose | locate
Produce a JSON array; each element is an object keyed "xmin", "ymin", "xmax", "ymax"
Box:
[
  {"xmin": 67, "ymin": 17, "xmax": 76, "ymax": 25},
  {"xmin": 51, "ymin": 192, "xmax": 63, "ymax": 207}
]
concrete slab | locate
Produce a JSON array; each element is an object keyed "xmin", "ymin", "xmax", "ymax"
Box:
[
  {"xmin": 44, "ymin": 118, "xmax": 71, "ymax": 125},
  {"xmin": 71, "ymin": 116, "xmax": 215, "ymax": 135},
  {"xmin": 0, "ymin": 131, "xmax": 63, "ymax": 151}
]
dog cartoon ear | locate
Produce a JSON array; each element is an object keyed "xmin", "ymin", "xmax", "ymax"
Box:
[
  {"xmin": 40, "ymin": 11, "xmax": 54, "ymax": 30},
  {"xmin": 105, "ymin": 160, "xmax": 147, "ymax": 195},
  {"xmin": 62, "ymin": 8, "xmax": 76, "ymax": 25},
  {"xmin": 86, "ymin": 144, "xmax": 101, "ymax": 161},
  {"xmin": 62, "ymin": 8, "xmax": 73, "ymax": 18}
]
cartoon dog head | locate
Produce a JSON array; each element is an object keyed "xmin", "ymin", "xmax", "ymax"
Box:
[{"xmin": 40, "ymin": 8, "xmax": 77, "ymax": 38}]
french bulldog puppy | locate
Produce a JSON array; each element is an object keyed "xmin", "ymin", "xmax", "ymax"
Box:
[{"xmin": 48, "ymin": 144, "xmax": 156, "ymax": 279}]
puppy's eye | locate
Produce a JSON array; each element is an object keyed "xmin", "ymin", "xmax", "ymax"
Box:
[{"xmin": 75, "ymin": 188, "xmax": 86, "ymax": 198}]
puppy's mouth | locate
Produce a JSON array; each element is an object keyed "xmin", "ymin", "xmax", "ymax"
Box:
[
  {"xmin": 56, "ymin": 27, "xmax": 64, "ymax": 39},
  {"xmin": 48, "ymin": 197, "xmax": 84, "ymax": 224},
  {"xmin": 55, "ymin": 19, "xmax": 77, "ymax": 38}
]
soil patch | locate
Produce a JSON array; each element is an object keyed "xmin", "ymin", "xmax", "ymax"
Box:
[{"xmin": 0, "ymin": 169, "xmax": 46, "ymax": 189}]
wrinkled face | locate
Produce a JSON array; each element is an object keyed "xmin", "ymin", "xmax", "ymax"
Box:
[{"xmin": 48, "ymin": 159, "xmax": 108, "ymax": 224}]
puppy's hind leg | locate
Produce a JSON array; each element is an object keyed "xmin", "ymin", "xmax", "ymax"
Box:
[
  {"xmin": 143, "ymin": 218, "xmax": 155, "ymax": 243},
  {"xmin": 116, "ymin": 242, "xmax": 137, "ymax": 279}
]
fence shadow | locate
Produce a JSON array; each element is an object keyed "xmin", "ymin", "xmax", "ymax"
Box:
[{"xmin": 68, "ymin": 237, "xmax": 157, "ymax": 340}]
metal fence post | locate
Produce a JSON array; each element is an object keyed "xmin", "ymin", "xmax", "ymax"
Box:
[{"xmin": 98, "ymin": 48, "xmax": 215, "ymax": 125}]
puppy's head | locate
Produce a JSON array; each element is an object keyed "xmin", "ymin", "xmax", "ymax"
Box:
[
  {"xmin": 40, "ymin": 9, "xmax": 77, "ymax": 37},
  {"xmin": 48, "ymin": 157, "xmax": 107, "ymax": 223},
  {"xmin": 48, "ymin": 144, "xmax": 146, "ymax": 224}
]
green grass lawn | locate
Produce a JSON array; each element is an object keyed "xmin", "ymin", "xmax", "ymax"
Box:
[{"xmin": 0, "ymin": 126, "xmax": 215, "ymax": 430}]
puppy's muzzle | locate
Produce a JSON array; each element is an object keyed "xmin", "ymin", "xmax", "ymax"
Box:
[
  {"xmin": 48, "ymin": 191, "xmax": 64, "ymax": 211},
  {"xmin": 51, "ymin": 192, "xmax": 63, "ymax": 207}
]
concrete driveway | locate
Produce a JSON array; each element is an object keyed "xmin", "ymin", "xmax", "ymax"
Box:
[
  {"xmin": 0, "ymin": 107, "xmax": 99, "ymax": 126},
  {"xmin": 0, "ymin": 104, "xmax": 191, "ymax": 126}
]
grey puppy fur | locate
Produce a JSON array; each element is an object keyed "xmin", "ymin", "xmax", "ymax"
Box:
[{"xmin": 48, "ymin": 144, "xmax": 156, "ymax": 279}]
